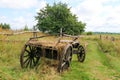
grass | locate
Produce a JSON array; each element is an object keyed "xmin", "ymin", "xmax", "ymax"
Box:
[{"xmin": 0, "ymin": 33, "xmax": 120, "ymax": 80}]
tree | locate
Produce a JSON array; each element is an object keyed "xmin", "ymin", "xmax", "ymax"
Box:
[
  {"xmin": 24, "ymin": 25, "xmax": 29, "ymax": 31},
  {"xmin": 35, "ymin": 2, "xmax": 86, "ymax": 35},
  {"xmin": 0, "ymin": 23, "xmax": 10, "ymax": 29}
]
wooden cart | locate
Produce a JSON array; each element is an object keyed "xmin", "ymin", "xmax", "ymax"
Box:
[{"xmin": 20, "ymin": 33, "xmax": 86, "ymax": 72}]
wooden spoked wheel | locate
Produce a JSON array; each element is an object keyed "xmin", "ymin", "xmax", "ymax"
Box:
[
  {"xmin": 20, "ymin": 45, "xmax": 41, "ymax": 68},
  {"xmin": 77, "ymin": 45, "xmax": 85, "ymax": 62},
  {"xmin": 58, "ymin": 44, "xmax": 72, "ymax": 72}
]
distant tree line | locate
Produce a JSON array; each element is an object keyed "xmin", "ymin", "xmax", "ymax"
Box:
[
  {"xmin": 94, "ymin": 32, "xmax": 120, "ymax": 35},
  {"xmin": 0, "ymin": 23, "xmax": 10, "ymax": 29}
]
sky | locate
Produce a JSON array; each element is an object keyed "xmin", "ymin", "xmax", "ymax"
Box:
[{"xmin": 0, "ymin": 0, "xmax": 120, "ymax": 32}]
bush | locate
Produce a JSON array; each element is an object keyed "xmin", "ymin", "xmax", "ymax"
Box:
[{"xmin": 86, "ymin": 32, "xmax": 93, "ymax": 35}]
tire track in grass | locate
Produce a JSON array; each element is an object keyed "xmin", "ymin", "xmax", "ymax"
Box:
[
  {"xmin": 87, "ymin": 41, "xmax": 120, "ymax": 80},
  {"xmin": 84, "ymin": 41, "xmax": 112, "ymax": 80},
  {"xmin": 62, "ymin": 41, "xmax": 120, "ymax": 80},
  {"xmin": 61, "ymin": 41, "xmax": 101, "ymax": 80}
]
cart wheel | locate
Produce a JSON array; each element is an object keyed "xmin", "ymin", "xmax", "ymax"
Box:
[
  {"xmin": 57, "ymin": 44, "xmax": 72, "ymax": 72},
  {"xmin": 20, "ymin": 45, "xmax": 41, "ymax": 68},
  {"xmin": 77, "ymin": 45, "xmax": 85, "ymax": 62}
]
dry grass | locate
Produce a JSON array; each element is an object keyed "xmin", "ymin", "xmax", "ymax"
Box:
[
  {"xmin": 97, "ymin": 34, "xmax": 120, "ymax": 57},
  {"xmin": 0, "ymin": 31, "xmax": 120, "ymax": 80}
]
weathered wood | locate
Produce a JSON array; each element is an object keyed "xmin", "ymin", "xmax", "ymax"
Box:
[
  {"xmin": 63, "ymin": 34, "xmax": 79, "ymax": 38},
  {"xmin": 28, "ymin": 40, "xmax": 67, "ymax": 49},
  {"xmin": 20, "ymin": 31, "xmax": 86, "ymax": 72},
  {"xmin": 29, "ymin": 36, "xmax": 47, "ymax": 40},
  {"xmin": 0, "ymin": 31, "xmax": 41, "ymax": 35},
  {"xmin": 0, "ymin": 39, "xmax": 25, "ymax": 42}
]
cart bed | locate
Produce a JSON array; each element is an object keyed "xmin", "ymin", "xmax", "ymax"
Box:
[{"xmin": 27, "ymin": 40, "xmax": 67, "ymax": 49}]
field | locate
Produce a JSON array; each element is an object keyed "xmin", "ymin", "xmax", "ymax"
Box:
[{"xmin": 0, "ymin": 32, "xmax": 120, "ymax": 80}]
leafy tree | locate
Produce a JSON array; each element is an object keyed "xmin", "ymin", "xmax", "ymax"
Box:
[{"xmin": 35, "ymin": 2, "xmax": 86, "ymax": 35}]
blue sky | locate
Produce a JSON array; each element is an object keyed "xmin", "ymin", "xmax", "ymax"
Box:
[{"xmin": 0, "ymin": 0, "xmax": 120, "ymax": 32}]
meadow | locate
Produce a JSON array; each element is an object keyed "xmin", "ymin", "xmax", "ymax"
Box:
[{"xmin": 0, "ymin": 31, "xmax": 120, "ymax": 80}]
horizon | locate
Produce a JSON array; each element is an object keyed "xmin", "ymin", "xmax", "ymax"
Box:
[{"xmin": 0, "ymin": 0, "xmax": 120, "ymax": 33}]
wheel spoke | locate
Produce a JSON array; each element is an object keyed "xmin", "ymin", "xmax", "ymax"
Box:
[
  {"xmin": 61, "ymin": 62, "xmax": 66, "ymax": 67},
  {"xmin": 68, "ymin": 56, "xmax": 71, "ymax": 61},
  {"xmin": 25, "ymin": 49, "xmax": 30, "ymax": 54},
  {"xmin": 31, "ymin": 46, "xmax": 35, "ymax": 51},
  {"xmin": 30, "ymin": 59, "xmax": 32, "ymax": 68},
  {"xmin": 24, "ymin": 54, "xmax": 29, "ymax": 57},
  {"xmin": 23, "ymin": 57, "xmax": 29, "ymax": 64},
  {"xmin": 29, "ymin": 46, "xmax": 32, "ymax": 51},
  {"xmin": 58, "ymin": 45, "xmax": 72, "ymax": 72},
  {"xmin": 26, "ymin": 59, "xmax": 30, "ymax": 68},
  {"xmin": 20, "ymin": 45, "xmax": 41, "ymax": 68},
  {"xmin": 77, "ymin": 45, "xmax": 85, "ymax": 62},
  {"xmin": 33, "ymin": 58, "xmax": 36, "ymax": 65}
]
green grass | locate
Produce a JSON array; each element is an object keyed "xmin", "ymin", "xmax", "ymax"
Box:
[
  {"xmin": 0, "ymin": 33, "xmax": 120, "ymax": 80},
  {"xmin": 62, "ymin": 40, "xmax": 120, "ymax": 80}
]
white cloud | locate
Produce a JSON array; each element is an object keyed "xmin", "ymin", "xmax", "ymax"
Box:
[
  {"xmin": 10, "ymin": 16, "xmax": 36, "ymax": 30},
  {"xmin": 0, "ymin": 16, "xmax": 7, "ymax": 22},
  {"xmin": 0, "ymin": 15, "xmax": 35, "ymax": 30},
  {"xmin": 70, "ymin": 0, "xmax": 120, "ymax": 32},
  {"xmin": 0, "ymin": 0, "xmax": 47, "ymax": 30},
  {"xmin": 0, "ymin": 0, "xmax": 120, "ymax": 32},
  {"xmin": 0, "ymin": 16, "xmax": 11, "ymax": 26},
  {"xmin": 0, "ymin": 0, "xmax": 46, "ymax": 9},
  {"xmin": 61, "ymin": 0, "xmax": 80, "ymax": 3},
  {"xmin": 35, "ymin": 0, "xmax": 46, "ymax": 12}
]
